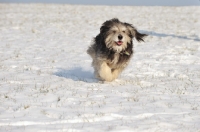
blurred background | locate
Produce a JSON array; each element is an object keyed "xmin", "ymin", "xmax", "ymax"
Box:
[{"xmin": 1, "ymin": 0, "xmax": 200, "ymax": 6}]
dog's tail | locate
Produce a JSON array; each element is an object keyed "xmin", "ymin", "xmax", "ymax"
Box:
[{"xmin": 135, "ymin": 30, "xmax": 148, "ymax": 42}]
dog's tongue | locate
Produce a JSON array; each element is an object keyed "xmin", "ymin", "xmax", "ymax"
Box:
[{"xmin": 117, "ymin": 41, "xmax": 123, "ymax": 46}]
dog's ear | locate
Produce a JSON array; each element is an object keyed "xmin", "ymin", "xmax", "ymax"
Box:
[
  {"xmin": 100, "ymin": 24, "xmax": 108, "ymax": 34},
  {"xmin": 125, "ymin": 23, "xmax": 147, "ymax": 42},
  {"xmin": 100, "ymin": 18, "xmax": 120, "ymax": 33}
]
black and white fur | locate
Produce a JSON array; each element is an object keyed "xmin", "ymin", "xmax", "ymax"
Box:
[{"xmin": 87, "ymin": 18, "xmax": 147, "ymax": 82}]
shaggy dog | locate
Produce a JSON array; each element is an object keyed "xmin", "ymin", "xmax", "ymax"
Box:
[{"xmin": 87, "ymin": 18, "xmax": 147, "ymax": 82}]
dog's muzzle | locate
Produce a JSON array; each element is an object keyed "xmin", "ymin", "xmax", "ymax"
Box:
[
  {"xmin": 118, "ymin": 34, "xmax": 123, "ymax": 40},
  {"xmin": 116, "ymin": 41, "xmax": 123, "ymax": 46}
]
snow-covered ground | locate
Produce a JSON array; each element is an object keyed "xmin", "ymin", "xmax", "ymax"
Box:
[{"xmin": 0, "ymin": 4, "xmax": 200, "ymax": 132}]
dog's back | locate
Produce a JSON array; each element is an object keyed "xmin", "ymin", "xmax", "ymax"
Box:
[{"xmin": 87, "ymin": 44, "xmax": 96, "ymax": 60}]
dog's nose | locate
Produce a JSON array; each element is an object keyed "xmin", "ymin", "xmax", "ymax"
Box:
[{"xmin": 118, "ymin": 34, "xmax": 123, "ymax": 40}]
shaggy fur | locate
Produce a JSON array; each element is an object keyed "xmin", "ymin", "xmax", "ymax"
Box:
[{"xmin": 87, "ymin": 18, "xmax": 147, "ymax": 82}]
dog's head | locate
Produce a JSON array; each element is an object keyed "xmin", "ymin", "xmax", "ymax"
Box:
[{"xmin": 99, "ymin": 18, "xmax": 147, "ymax": 52}]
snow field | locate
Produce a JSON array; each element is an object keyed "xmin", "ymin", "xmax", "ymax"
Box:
[{"xmin": 0, "ymin": 4, "xmax": 200, "ymax": 132}]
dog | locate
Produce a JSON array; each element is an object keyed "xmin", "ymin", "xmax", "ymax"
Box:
[{"xmin": 87, "ymin": 18, "xmax": 147, "ymax": 82}]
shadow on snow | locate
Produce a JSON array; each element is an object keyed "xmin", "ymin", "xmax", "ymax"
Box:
[
  {"xmin": 54, "ymin": 67, "xmax": 98, "ymax": 83},
  {"xmin": 142, "ymin": 30, "xmax": 200, "ymax": 41}
]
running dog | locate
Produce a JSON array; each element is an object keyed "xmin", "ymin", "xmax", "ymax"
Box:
[{"xmin": 87, "ymin": 18, "xmax": 147, "ymax": 81}]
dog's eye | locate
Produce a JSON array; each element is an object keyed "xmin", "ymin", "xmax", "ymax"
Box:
[
  {"xmin": 122, "ymin": 31, "xmax": 125, "ymax": 33},
  {"xmin": 113, "ymin": 31, "xmax": 116, "ymax": 33}
]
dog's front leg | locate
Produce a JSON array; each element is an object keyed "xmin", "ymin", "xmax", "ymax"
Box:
[
  {"xmin": 111, "ymin": 69, "xmax": 121, "ymax": 80},
  {"xmin": 99, "ymin": 61, "xmax": 114, "ymax": 82}
]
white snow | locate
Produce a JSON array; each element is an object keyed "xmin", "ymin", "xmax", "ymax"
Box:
[{"xmin": 0, "ymin": 4, "xmax": 200, "ymax": 132}]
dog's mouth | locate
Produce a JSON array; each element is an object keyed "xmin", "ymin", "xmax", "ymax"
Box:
[{"xmin": 115, "ymin": 41, "xmax": 123, "ymax": 46}]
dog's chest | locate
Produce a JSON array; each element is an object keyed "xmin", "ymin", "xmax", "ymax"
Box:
[
  {"xmin": 111, "ymin": 53, "xmax": 120, "ymax": 65},
  {"xmin": 108, "ymin": 53, "xmax": 130, "ymax": 69}
]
